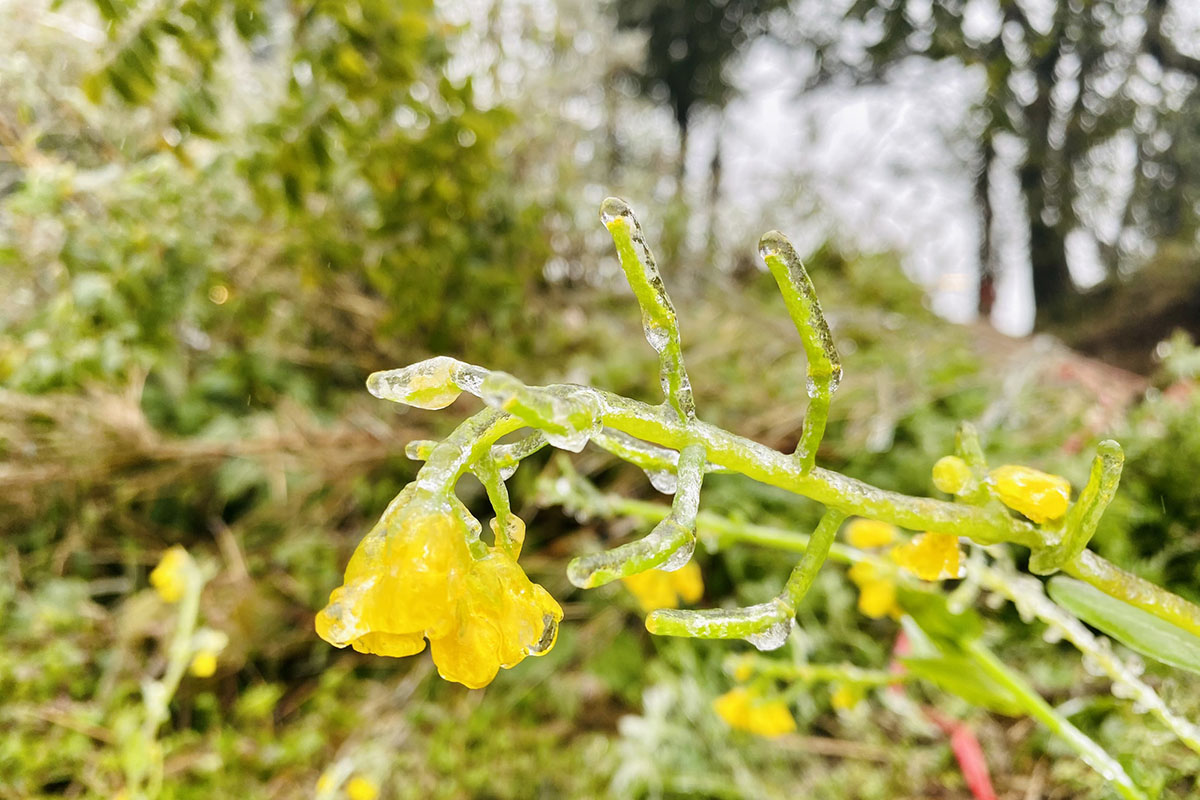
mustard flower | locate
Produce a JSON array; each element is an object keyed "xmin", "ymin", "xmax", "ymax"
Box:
[
  {"xmin": 891, "ymin": 532, "xmax": 963, "ymax": 581},
  {"xmin": 988, "ymin": 465, "xmax": 1071, "ymax": 524},
  {"xmin": 844, "ymin": 518, "xmax": 898, "ymax": 549},
  {"xmin": 847, "ymin": 561, "xmax": 900, "ymax": 619},
  {"xmin": 713, "ymin": 687, "xmax": 796, "ymax": 737},
  {"xmin": 315, "ymin": 485, "xmax": 562, "ymax": 689},
  {"xmin": 621, "ymin": 561, "xmax": 704, "ymax": 612},
  {"xmin": 149, "ymin": 546, "xmax": 192, "ymax": 603}
]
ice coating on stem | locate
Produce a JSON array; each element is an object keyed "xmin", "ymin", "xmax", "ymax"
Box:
[
  {"xmin": 758, "ymin": 231, "xmax": 841, "ymax": 472},
  {"xmin": 600, "ymin": 197, "xmax": 696, "ymax": 422},
  {"xmin": 781, "ymin": 509, "xmax": 847, "ymax": 608},
  {"xmin": 404, "ymin": 440, "xmax": 438, "ymax": 461},
  {"xmin": 367, "ymin": 356, "xmax": 463, "ymax": 409},
  {"xmin": 566, "ymin": 444, "xmax": 706, "ymax": 588},
  {"xmin": 646, "ymin": 598, "xmax": 795, "ymax": 651},
  {"xmin": 1031, "ymin": 440, "xmax": 1124, "ymax": 575},
  {"xmin": 479, "ymin": 372, "xmax": 601, "ymax": 453}
]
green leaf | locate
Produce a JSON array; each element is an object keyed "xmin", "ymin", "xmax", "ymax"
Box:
[
  {"xmin": 896, "ymin": 585, "xmax": 983, "ymax": 645},
  {"xmin": 901, "ymin": 653, "xmax": 1025, "ymax": 715},
  {"xmin": 1048, "ymin": 576, "xmax": 1200, "ymax": 675}
]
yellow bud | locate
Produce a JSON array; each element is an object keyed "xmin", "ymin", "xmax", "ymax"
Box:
[
  {"xmin": 189, "ymin": 650, "xmax": 218, "ymax": 678},
  {"xmin": 844, "ymin": 519, "xmax": 898, "ymax": 549},
  {"xmin": 988, "ymin": 465, "xmax": 1071, "ymax": 524},
  {"xmin": 346, "ymin": 776, "xmax": 379, "ymax": 800},
  {"xmin": 316, "ymin": 771, "xmax": 335, "ymax": 794},
  {"xmin": 149, "ymin": 546, "xmax": 191, "ymax": 604},
  {"xmin": 891, "ymin": 532, "xmax": 963, "ymax": 581},
  {"xmin": 732, "ymin": 658, "xmax": 755, "ymax": 683},
  {"xmin": 932, "ymin": 456, "xmax": 972, "ymax": 494}
]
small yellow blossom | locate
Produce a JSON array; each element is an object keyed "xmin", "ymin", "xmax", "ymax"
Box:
[
  {"xmin": 988, "ymin": 465, "xmax": 1071, "ymax": 524},
  {"xmin": 621, "ymin": 561, "xmax": 704, "ymax": 612},
  {"xmin": 891, "ymin": 532, "xmax": 963, "ymax": 581},
  {"xmin": 932, "ymin": 455, "xmax": 972, "ymax": 495},
  {"xmin": 149, "ymin": 546, "xmax": 191, "ymax": 603},
  {"xmin": 844, "ymin": 518, "xmax": 898, "ymax": 549},
  {"xmin": 713, "ymin": 688, "xmax": 796, "ymax": 737},
  {"xmin": 316, "ymin": 486, "xmax": 562, "ymax": 689},
  {"xmin": 189, "ymin": 650, "xmax": 218, "ymax": 678},
  {"xmin": 731, "ymin": 656, "xmax": 755, "ymax": 683},
  {"xmin": 346, "ymin": 776, "xmax": 379, "ymax": 800},
  {"xmin": 830, "ymin": 683, "xmax": 862, "ymax": 711},
  {"xmin": 847, "ymin": 561, "xmax": 900, "ymax": 618}
]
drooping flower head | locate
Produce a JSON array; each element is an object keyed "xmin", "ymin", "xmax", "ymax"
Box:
[{"xmin": 315, "ymin": 485, "xmax": 562, "ymax": 688}]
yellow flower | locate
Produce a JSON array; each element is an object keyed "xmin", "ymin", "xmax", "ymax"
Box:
[
  {"xmin": 988, "ymin": 465, "xmax": 1071, "ymax": 524},
  {"xmin": 844, "ymin": 518, "xmax": 898, "ymax": 549},
  {"xmin": 891, "ymin": 532, "xmax": 963, "ymax": 581},
  {"xmin": 621, "ymin": 561, "xmax": 704, "ymax": 612},
  {"xmin": 847, "ymin": 561, "xmax": 900, "ymax": 618},
  {"xmin": 428, "ymin": 549, "xmax": 563, "ymax": 689},
  {"xmin": 150, "ymin": 546, "xmax": 192, "ymax": 603},
  {"xmin": 316, "ymin": 486, "xmax": 562, "ymax": 689},
  {"xmin": 713, "ymin": 688, "xmax": 796, "ymax": 737},
  {"xmin": 346, "ymin": 776, "xmax": 379, "ymax": 800},
  {"xmin": 932, "ymin": 455, "xmax": 972, "ymax": 495},
  {"xmin": 830, "ymin": 683, "xmax": 861, "ymax": 711},
  {"xmin": 189, "ymin": 650, "xmax": 218, "ymax": 678}
]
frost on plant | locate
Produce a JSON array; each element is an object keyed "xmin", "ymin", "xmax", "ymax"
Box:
[{"xmin": 317, "ymin": 196, "xmax": 1200, "ymax": 796}]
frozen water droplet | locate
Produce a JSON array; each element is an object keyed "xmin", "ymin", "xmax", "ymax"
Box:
[
  {"xmin": 527, "ymin": 614, "xmax": 558, "ymax": 655},
  {"xmin": 643, "ymin": 323, "xmax": 669, "ymax": 353},
  {"xmin": 1043, "ymin": 626, "xmax": 1064, "ymax": 644},
  {"xmin": 658, "ymin": 538, "xmax": 695, "ymax": 572},
  {"xmin": 1082, "ymin": 654, "xmax": 1105, "ymax": 677},
  {"xmin": 744, "ymin": 618, "xmax": 794, "ymax": 651},
  {"xmin": 498, "ymin": 462, "xmax": 518, "ymax": 481},
  {"xmin": 546, "ymin": 428, "xmax": 590, "ymax": 453},
  {"xmin": 645, "ymin": 468, "xmax": 677, "ymax": 494}
]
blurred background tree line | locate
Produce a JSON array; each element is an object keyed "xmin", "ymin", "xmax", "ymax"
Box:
[{"xmin": 3, "ymin": 0, "xmax": 1200, "ymax": 797}]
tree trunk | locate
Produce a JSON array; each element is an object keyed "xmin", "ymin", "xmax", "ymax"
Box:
[{"xmin": 975, "ymin": 136, "xmax": 996, "ymax": 318}]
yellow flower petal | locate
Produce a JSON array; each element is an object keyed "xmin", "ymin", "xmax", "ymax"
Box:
[
  {"xmin": 932, "ymin": 455, "xmax": 972, "ymax": 495},
  {"xmin": 891, "ymin": 532, "xmax": 962, "ymax": 581},
  {"xmin": 350, "ymin": 631, "xmax": 427, "ymax": 658},
  {"xmin": 346, "ymin": 776, "xmax": 379, "ymax": 800},
  {"xmin": 847, "ymin": 561, "xmax": 900, "ymax": 618},
  {"xmin": 844, "ymin": 519, "xmax": 898, "ymax": 549},
  {"xmin": 713, "ymin": 688, "xmax": 795, "ymax": 737},
  {"xmin": 150, "ymin": 546, "xmax": 191, "ymax": 604},
  {"xmin": 988, "ymin": 465, "xmax": 1071, "ymax": 524},
  {"xmin": 622, "ymin": 562, "xmax": 704, "ymax": 612},
  {"xmin": 316, "ymin": 487, "xmax": 473, "ymax": 652},
  {"xmin": 669, "ymin": 561, "xmax": 704, "ymax": 604}
]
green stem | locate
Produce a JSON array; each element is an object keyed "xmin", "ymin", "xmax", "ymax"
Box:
[{"xmin": 964, "ymin": 639, "xmax": 1147, "ymax": 800}]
